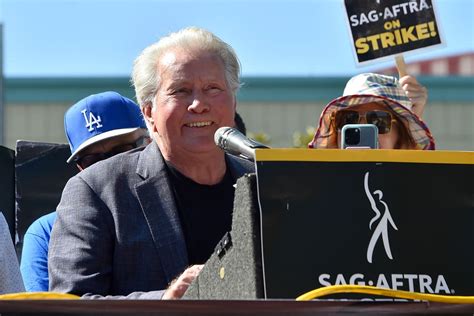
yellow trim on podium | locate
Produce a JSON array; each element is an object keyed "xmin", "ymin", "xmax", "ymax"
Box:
[
  {"xmin": 0, "ymin": 292, "xmax": 79, "ymax": 300},
  {"xmin": 255, "ymin": 149, "xmax": 474, "ymax": 164},
  {"xmin": 296, "ymin": 285, "xmax": 474, "ymax": 303}
]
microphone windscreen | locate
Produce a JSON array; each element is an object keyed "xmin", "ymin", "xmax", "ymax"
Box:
[{"xmin": 214, "ymin": 126, "xmax": 234, "ymax": 149}]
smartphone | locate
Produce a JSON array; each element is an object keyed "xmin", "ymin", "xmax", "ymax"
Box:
[{"xmin": 341, "ymin": 124, "xmax": 378, "ymax": 149}]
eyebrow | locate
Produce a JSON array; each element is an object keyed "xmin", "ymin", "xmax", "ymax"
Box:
[{"xmin": 165, "ymin": 79, "xmax": 189, "ymax": 90}]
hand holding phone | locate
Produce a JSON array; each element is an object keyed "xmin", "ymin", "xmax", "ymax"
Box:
[{"xmin": 341, "ymin": 124, "xmax": 378, "ymax": 149}]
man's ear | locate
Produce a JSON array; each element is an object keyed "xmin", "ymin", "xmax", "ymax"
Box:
[
  {"xmin": 142, "ymin": 104, "xmax": 154, "ymax": 124},
  {"xmin": 232, "ymin": 96, "xmax": 237, "ymax": 113}
]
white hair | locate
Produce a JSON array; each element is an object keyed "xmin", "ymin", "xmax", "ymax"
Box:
[{"xmin": 131, "ymin": 27, "xmax": 241, "ymax": 111}]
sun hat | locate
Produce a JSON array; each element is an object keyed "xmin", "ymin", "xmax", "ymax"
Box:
[
  {"xmin": 309, "ymin": 73, "xmax": 435, "ymax": 150},
  {"xmin": 65, "ymin": 91, "xmax": 147, "ymax": 163}
]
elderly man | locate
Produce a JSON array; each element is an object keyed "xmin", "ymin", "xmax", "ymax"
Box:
[{"xmin": 49, "ymin": 27, "xmax": 254, "ymax": 299}]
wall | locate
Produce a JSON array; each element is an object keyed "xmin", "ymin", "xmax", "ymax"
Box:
[
  {"xmin": 4, "ymin": 76, "xmax": 473, "ymax": 151},
  {"xmin": 5, "ymin": 102, "xmax": 70, "ymax": 148},
  {"xmin": 5, "ymin": 100, "xmax": 473, "ymax": 151}
]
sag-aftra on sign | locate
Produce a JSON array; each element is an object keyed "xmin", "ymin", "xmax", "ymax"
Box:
[{"xmin": 344, "ymin": 0, "xmax": 442, "ymax": 63}]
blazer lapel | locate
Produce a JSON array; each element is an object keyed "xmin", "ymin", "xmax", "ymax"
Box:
[{"xmin": 134, "ymin": 142, "xmax": 188, "ymax": 284}]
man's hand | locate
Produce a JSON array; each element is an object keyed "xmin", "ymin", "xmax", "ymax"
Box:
[
  {"xmin": 399, "ymin": 75, "xmax": 428, "ymax": 118},
  {"xmin": 162, "ymin": 265, "xmax": 204, "ymax": 300}
]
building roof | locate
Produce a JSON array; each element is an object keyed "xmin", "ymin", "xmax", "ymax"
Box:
[
  {"xmin": 377, "ymin": 52, "xmax": 474, "ymax": 76},
  {"xmin": 4, "ymin": 76, "xmax": 474, "ymax": 104}
]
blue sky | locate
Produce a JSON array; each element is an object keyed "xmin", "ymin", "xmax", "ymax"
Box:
[{"xmin": 1, "ymin": 0, "xmax": 473, "ymax": 77}]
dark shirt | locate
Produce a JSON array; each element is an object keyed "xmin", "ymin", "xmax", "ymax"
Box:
[{"xmin": 165, "ymin": 162, "xmax": 235, "ymax": 264}]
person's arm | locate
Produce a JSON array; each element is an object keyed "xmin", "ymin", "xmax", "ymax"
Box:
[
  {"xmin": 399, "ymin": 75, "xmax": 428, "ymax": 118},
  {"xmin": 82, "ymin": 291, "xmax": 165, "ymax": 299},
  {"xmin": 0, "ymin": 213, "xmax": 25, "ymax": 294},
  {"xmin": 48, "ymin": 176, "xmax": 165, "ymax": 299},
  {"xmin": 20, "ymin": 227, "xmax": 50, "ymax": 292},
  {"xmin": 83, "ymin": 265, "xmax": 203, "ymax": 300}
]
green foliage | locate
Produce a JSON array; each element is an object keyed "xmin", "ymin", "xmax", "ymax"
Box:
[
  {"xmin": 292, "ymin": 126, "xmax": 316, "ymax": 148},
  {"xmin": 248, "ymin": 132, "xmax": 271, "ymax": 145}
]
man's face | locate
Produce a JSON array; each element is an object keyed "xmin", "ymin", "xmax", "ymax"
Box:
[
  {"xmin": 149, "ymin": 48, "xmax": 236, "ymax": 157},
  {"xmin": 75, "ymin": 130, "xmax": 146, "ymax": 170}
]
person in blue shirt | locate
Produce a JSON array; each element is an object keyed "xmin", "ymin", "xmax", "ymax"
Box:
[
  {"xmin": 20, "ymin": 91, "xmax": 149, "ymax": 292},
  {"xmin": 20, "ymin": 213, "xmax": 56, "ymax": 292}
]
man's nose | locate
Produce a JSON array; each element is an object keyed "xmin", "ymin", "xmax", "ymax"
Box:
[{"xmin": 188, "ymin": 92, "xmax": 210, "ymax": 113}]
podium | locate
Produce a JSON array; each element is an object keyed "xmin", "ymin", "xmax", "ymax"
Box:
[
  {"xmin": 184, "ymin": 173, "xmax": 264, "ymax": 299},
  {"xmin": 0, "ymin": 299, "xmax": 473, "ymax": 315},
  {"xmin": 185, "ymin": 149, "xmax": 474, "ymax": 301}
]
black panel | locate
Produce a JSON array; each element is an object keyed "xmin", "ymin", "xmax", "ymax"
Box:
[
  {"xmin": 257, "ymin": 160, "xmax": 474, "ymax": 298},
  {"xmin": 15, "ymin": 141, "xmax": 78, "ymax": 253}
]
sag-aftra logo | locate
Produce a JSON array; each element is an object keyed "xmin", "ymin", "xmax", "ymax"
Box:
[
  {"xmin": 364, "ymin": 172, "xmax": 398, "ymax": 264},
  {"xmin": 316, "ymin": 171, "xmax": 454, "ymax": 297}
]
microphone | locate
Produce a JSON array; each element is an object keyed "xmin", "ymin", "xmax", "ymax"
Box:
[{"xmin": 214, "ymin": 127, "xmax": 269, "ymax": 161}]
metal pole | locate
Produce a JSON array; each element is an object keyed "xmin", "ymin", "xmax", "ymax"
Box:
[{"xmin": 0, "ymin": 23, "xmax": 4, "ymax": 146}]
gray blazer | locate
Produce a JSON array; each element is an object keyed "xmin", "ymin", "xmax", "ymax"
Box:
[
  {"xmin": 0, "ymin": 213, "xmax": 25, "ymax": 294},
  {"xmin": 48, "ymin": 142, "xmax": 254, "ymax": 299}
]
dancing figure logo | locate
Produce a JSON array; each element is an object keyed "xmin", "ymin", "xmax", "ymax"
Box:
[{"xmin": 364, "ymin": 171, "xmax": 398, "ymax": 263}]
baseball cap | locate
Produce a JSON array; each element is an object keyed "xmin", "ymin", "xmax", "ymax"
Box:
[
  {"xmin": 65, "ymin": 91, "xmax": 146, "ymax": 163},
  {"xmin": 309, "ymin": 73, "xmax": 435, "ymax": 150}
]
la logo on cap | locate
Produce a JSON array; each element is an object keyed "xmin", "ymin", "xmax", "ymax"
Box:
[{"xmin": 81, "ymin": 109, "xmax": 103, "ymax": 132}]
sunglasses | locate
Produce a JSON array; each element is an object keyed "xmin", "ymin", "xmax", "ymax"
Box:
[
  {"xmin": 332, "ymin": 109, "xmax": 394, "ymax": 134},
  {"xmin": 75, "ymin": 138, "xmax": 146, "ymax": 169}
]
